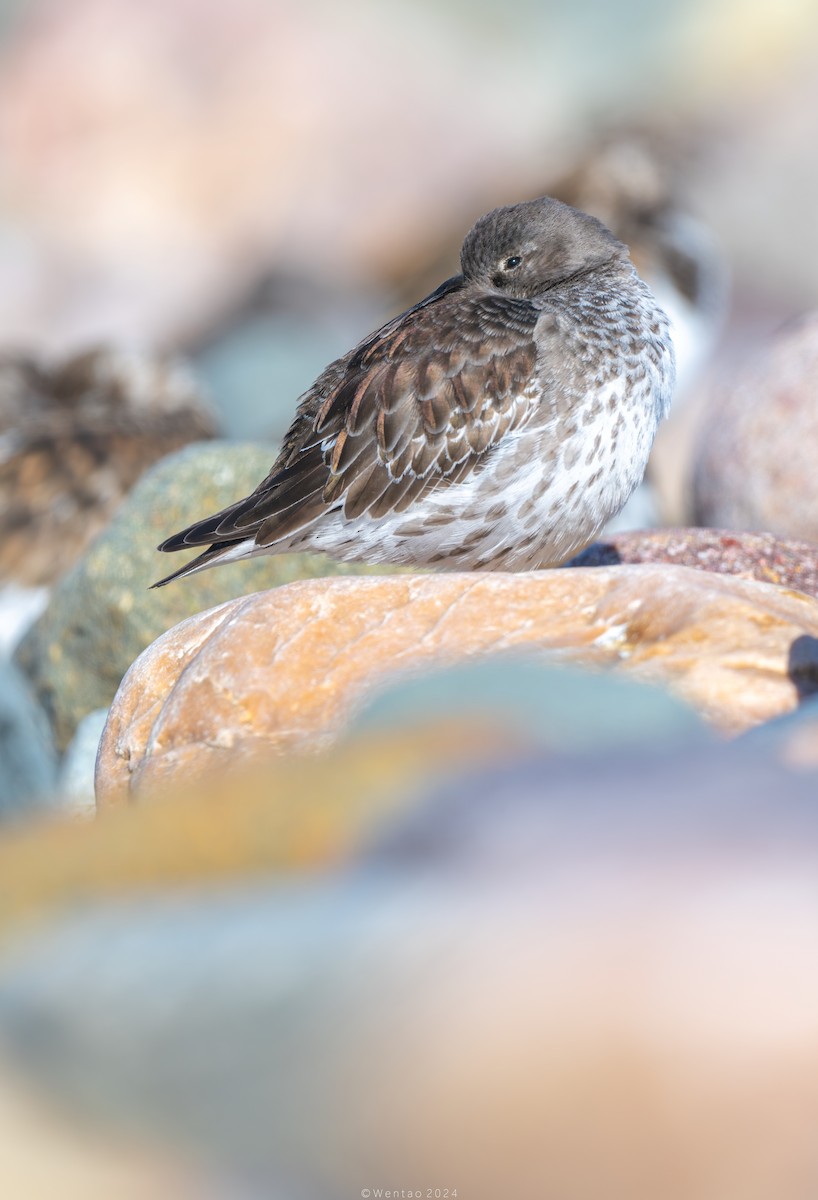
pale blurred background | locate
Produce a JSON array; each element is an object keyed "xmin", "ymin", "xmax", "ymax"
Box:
[
  {"xmin": 2, "ymin": 2, "xmax": 818, "ymax": 1196},
  {"xmin": 0, "ymin": 0, "xmax": 816, "ymax": 430}
]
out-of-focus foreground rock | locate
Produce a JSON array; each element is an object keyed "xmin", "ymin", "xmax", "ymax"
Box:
[{"xmin": 3, "ymin": 718, "xmax": 818, "ymax": 1198}]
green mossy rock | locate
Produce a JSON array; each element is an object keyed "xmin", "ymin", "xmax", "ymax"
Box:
[{"xmin": 15, "ymin": 441, "xmax": 406, "ymax": 750}]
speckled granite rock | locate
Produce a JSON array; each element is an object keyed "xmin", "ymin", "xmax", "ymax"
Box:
[
  {"xmin": 692, "ymin": 314, "xmax": 818, "ymax": 539},
  {"xmin": 566, "ymin": 528, "xmax": 818, "ymax": 598},
  {"xmin": 14, "ymin": 441, "xmax": 403, "ymax": 751},
  {"xmin": 96, "ymin": 565, "xmax": 818, "ymax": 803}
]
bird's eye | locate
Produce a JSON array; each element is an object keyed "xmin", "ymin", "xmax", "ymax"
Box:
[{"xmin": 504, "ymin": 256, "xmax": 522, "ymax": 270}]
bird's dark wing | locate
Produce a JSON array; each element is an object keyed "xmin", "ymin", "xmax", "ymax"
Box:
[{"xmin": 157, "ymin": 280, "xmax": 540, "ymax": 564}]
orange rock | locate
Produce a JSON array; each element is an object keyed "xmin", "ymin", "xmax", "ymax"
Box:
[{"xmin": 96, "ymin": 565, "xmax": 818, "ymax": 804}]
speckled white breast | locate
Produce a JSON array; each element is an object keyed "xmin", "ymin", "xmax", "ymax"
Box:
[
  {"xmin": 304, "ymin": 303, "xmax": 674, "ymax": 568},
  {"xmin": 301, "ymin": 375, "xmax": 666, "ymax": 571}
]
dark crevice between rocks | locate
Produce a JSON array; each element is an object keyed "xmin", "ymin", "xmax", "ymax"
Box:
[
  {"xmin": 788, "ymin": 635, "xmax": 818, "ymax": 703},
  {"xmin": 566, "ymin": 541, "xmax": 622, "ymax": 568}
]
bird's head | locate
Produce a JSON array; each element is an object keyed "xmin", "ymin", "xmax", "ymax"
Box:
[{"xmin": 460, "ymin": 196, "xmax": 628, "ymax": 299}]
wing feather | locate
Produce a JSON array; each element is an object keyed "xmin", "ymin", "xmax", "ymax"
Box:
[{"xmin": 157, "ymin": 279, "xmax": 543, "ymax": 567}]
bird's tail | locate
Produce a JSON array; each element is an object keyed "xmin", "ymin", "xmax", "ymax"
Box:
[{"xmin": 151, "ymin": 539, "xmax": 256, "ymax": 588}]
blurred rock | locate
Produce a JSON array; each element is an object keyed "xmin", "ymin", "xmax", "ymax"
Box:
[
  {"xmin": 646, "ymin": 377, "xmax": 713, "ymax": 525},
  {"xmin": 601, "ymin": 479, "xmax": 659, "ymax": 535},
  {"xmin": 567, "ymin": 527, "xmax": 818, "ymax": 598},
  {"xmin": 352, "ymin": 659, "xmax": 702, "ymax": 750},
  {"xmin": 96, "ymin": 564, "xmax": 818, "ymax": 803},
  {"xmin": 0, "ymin": 582, "xmax": 49, "ymax": 656},
  {"xmin": 692, "ymin": 50, "xmax": 818, "ymax": 318},
  {"xmin": 2, "ymin": 718, "xmax": 607, "ymax": 935},
  {"xmin": 15, "ymin": 441, "xmax": 401, "ymax": 752},
  {"xmin": 0, "ymin": 345, "xmax": 215, "ymax": 588},
  {"xmin": 740, "ymin": 694, "xmax": 818, "ymax": 773},
  {"xmin": 57, "ymin": 707, "xmax": 109, "ymax": 817},
  {"xmin": 693, "ymin": 314, "xmax": 818, "ymax": 539},
  {"xmin": 187, "ymin": 270, "xmax": 388, "ymax": 441},
  {"xmin": 3, "ymin": 0, "xmax": 805, "ymax": 356},
  {"xmin": 0, "ymin": 0, "xmax": 552, "ymax": 352},
  {"xmin": 5, "ymin": 738, "xmax": 818, "ymax": 1197},
  {"xmin": 0, "ymin": 657, "xmax": 57, "ymax": 819},
  {"xmin": 552, "ymin": 130, "xmax": 728, "ymax": 400},
  {"xmin": 0, "ymin": 1062, "xmax": 202, "ymax": 1200}
]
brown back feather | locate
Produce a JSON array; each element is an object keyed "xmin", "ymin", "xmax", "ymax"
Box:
[{"xmin": 158, "ymin": 279, "xmax": 541, "ymax": 555}]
